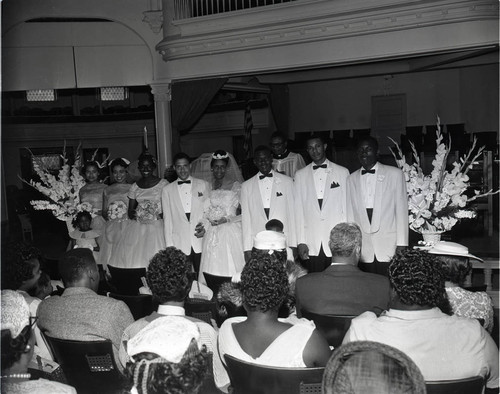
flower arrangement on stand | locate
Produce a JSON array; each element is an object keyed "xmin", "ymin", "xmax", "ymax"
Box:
[
  {"xmin": 390, "ymin": 117, "xmax": 499, "ymax": 245},
  {"xmin": 20, "ymin": 143, "xmax": 97, "ymax": 229}
]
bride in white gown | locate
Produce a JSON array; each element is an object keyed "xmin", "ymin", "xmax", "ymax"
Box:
[{"xmin": 191, "ymin": 150, "xmax": 245, "ymax": 283}]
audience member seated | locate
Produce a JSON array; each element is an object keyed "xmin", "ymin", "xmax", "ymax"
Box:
[
  {"xmin": 343, "ymin": 249, "xmax": 499, "ymax": 390},
  {"xmin": 216, "ymin": 281, "xmax": 246, "ymax": 326},
  {"xmin": 1, "ymin": 241, "xmax": 43, "ymax": 315},
  {"xmin": 1, "ymin": 242, "xmax": 52, "ymax": 359},
  {"xmin": 28, "ymin": 272, "xmax": 53, "ymax": 302},
  {"xmin": 124, "ymin": 316, "xmax": 209, "ymax": 394},
  {"xmin": 218, "ymin": 254, "xmax": 331, "ymax": 368},
  {"xmin": 1, "ymin": 290, "xmax": 76, "ymax": 394},
  {"xmin": 429, "ymin": 241, "xmax": 494, "ymax": 333},
  {"xmin": 322, "ymin": 341, "xmax": 426, "ymax": 394},
  {"xmin": 118, "ymin": 246, "xmax": 228, "ymax": 392},
  {"xmin": 37, "ymin": 249, "xmax": 134, "ymax": 370},
  {"xmin": 233, "ymin": 230, "xmax": 307, "ymax": 318},
  {"xmin": 295, "ymin": 222, "xmax": 390, "ymax": 317}
]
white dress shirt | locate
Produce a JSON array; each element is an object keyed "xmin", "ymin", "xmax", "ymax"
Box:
[
  {"xmin": 360, "ymin": 162, "xmax": 379, "ymax": 209},
  {"xmin": 312, "ymin": 159, "xmax": 330, "ymax": 200},
  {"xmin": 177, "ymin": 177, "xmax": 193, "ymax": 213},
  {"xmin": 258, "ymin": 171, "xmax": 274, "ymax": 209}
]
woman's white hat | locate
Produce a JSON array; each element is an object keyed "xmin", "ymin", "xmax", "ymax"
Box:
[
  {"xmin": 253, "ymin": 230, "xmax": 286, "ymax": 250},
  {"xmin": 428, "ymin": 241, "xmax": 483, "ymax": 262}
]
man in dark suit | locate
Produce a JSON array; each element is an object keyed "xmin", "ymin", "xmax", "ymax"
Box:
[{"xmin": 295, "ymin": 222, "xmax": 390, "ymax": 318}]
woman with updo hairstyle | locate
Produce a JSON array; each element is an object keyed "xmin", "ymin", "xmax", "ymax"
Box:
[
  {"xmin": 110, "ymin": 153, "xmax": 168, "ymax": 269},
  {"xmin": 218, "ymin": 254, "xmax": 331, "ymax": 368},
  {"xmin": 79, "ymin": 160, "xmax": 107, "ymax": 237},
  {"xmin": 191, "ymin": 150, "xmax": 245, "ymax": 284},
  {"xmin": 99, "ymin": 158, "xmax": 132, "ymax": 270},
  {"xmin": 1, "ymin": 290, "xmax": 76, "ymax": 393},
  {"xmin": 124, "ymin": 316, "xmax": 209, "ymax": 394}
]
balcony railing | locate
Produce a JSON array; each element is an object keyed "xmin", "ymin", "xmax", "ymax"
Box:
[{"xmin": 173, "ymin": 0, "xmax": 296, "ymax": 20}]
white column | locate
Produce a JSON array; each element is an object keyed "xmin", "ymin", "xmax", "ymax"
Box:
[{"xmin": 150, "ymin": 82, "xmax": 172, "ymax": 177}]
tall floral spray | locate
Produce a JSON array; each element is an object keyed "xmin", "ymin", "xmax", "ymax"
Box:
[
  {"xmin": 20, "ymin": 142, "xmax": 93, "ymax": 224},
  {"xmin": 390, "ymin": 117, "xmax": 499, "ymax": 234}
]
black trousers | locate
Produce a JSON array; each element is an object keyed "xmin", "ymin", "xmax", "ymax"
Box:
[
  {"xmin": 301, "ymin": 245, "xmax": 330, "ymax": 273},
  {"xmin": 358, "ymin": 258, "xmax": 390, "ymax": 277},
  {"xmin": 189, "ymin": 248, "xmax": 202, "ymax": 277}
]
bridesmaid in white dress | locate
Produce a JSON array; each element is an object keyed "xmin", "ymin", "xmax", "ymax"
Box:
[
  {"xmin": 110, "ymin": 153, "xmax": 168, "ymax": 269},
  {"xmin": 99, "ymin": 158, "xmax": 132, "ymax": 271},
  {"xmin": 79, "ymin": 161, "xmax": 107, "ymax": 236},
  {"xmin": 192, "ymin": 150, "xmax": 245, "ymax": 283}
]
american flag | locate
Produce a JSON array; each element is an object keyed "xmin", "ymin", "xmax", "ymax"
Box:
[{"xmin": 243, "ymin": 102, "xmax": 253, "ymax": 159}]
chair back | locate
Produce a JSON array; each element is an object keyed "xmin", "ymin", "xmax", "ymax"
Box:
[
  {"xmin": 107, "ymin": 266, "xmax": 146, "ymax": 295},
  {"xmin": 43, "ymin": 333, "xmax": 124, "ymax": 394},
  {"xmin": 426, "ymin": 376, "xmax": 484, "ymax": 394},
  {"xmin": 224, "ymin": 354, "xmax": 324, "ymax": 394},
  {"xmin": 107, "ymin": 292, "xmax": 155, "ymax": 320},
  {"xmin": 203, "ymin": 272, "xmax": 232, "ymax": 295},
  {"xmin": 300, "ymin": 310, "xmax": 355, "ymax": 348},
  {"xmin": 185, "ymin": 298, "xmax": 217, "ymax": 325}
]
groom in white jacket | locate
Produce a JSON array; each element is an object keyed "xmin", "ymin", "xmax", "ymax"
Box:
[{"xmin": 241, "ymin": 145, "xmax": 296, "ymax": 262}]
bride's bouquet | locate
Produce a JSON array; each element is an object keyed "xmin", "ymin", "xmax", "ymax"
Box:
[
  {"xmin": 205, "ymin": 205, "xmax": 226, "ymax": 222},
  {"xmin": 136, "ymin": 200, "xmax": 160, "ymax": 224},
  {"xmin": 108, "ymin": 200, "xmax": 128, "ymax": 221}
]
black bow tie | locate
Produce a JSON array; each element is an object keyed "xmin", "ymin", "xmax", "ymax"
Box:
[
  {"xmin": 361, "ymin": 169, "xmax": 376, "ymax": 175},
  {"xmin": 259, "ymin": 173, "xmax": 273, "ymax": 180},
  {"xmin": 313, "ymin": 164, "xmax": 327, "ymax": 170},
  {"xmin": 178, "ymin": 180, "xmax": 191, "ymax": 184}
]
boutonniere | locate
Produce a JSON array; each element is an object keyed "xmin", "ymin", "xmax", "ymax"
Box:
[
  {"xmin": 274, "ymin": 177, "xmax": 281, "ymax": 185},
  {"xmin": 276, "ymin": 192, "xmax": 283, "ymax": 197},
  {"xmin": 330, "ymin": 181, "xmax": 340, "ymax": 189},
  {"xmin": 325, "ymin": 168, "xmax": 332, "ymax": 174},
  {"xmin": 198, "ymin": 192, "xmax": 203, "ymax": 197},
  {"xmin": 377, "ymin": 175, "xmax": 385, "ymax": 182}
]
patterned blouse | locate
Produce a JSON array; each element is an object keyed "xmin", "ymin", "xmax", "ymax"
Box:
[{"xmin": 446, "ymin": 286, "xmax": 494, "ymax": 333}]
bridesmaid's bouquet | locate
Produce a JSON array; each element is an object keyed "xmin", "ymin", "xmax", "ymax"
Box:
[
  {"xmin": 108, "ymin": 200, "xmax": 127, "ymax": 221},
  {"xmin": 136, "ymin": 200, "xmax": 160, "ymax": 224}
]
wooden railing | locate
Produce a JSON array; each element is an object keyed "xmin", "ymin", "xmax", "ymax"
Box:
[{"xmin": 173, "ymin": 0, "xmax": 296, "ymax": 19}]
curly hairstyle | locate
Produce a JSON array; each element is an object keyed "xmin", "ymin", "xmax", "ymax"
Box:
[
  {"xmin": 146, "ymin": 247, "xmax": 191, "ymax": 304},
  {"xmin": 138, "ymin": 153, "xmax": 158, "ymax": 169},
  {"xmin": 1, "ymin": 241, "xmax": 41, "ymax": 290},
  {"xmin": 72, "ymin": 210, "xmax": 92, "ymax": 229},
  {"xmin": 250, "ymin": 248, "xmax": 287, "ymax": 267},
  {"xmin": 210, "ymin": 150, "xmax": 230, "ymax": 167},
  {"xmin": 110, "ymin": 158, "xmax": 129, "ymax": 170},
  {"xmin": 124, "ymin": 341, "xmax": 209, "ymax": 394},
  {"xmin": 173, "ymin": 152, "xmax": 190, "ymax": 165},
  {"xmin": 328, "ymin": 222, "xmax": 362, "ymax": 258},
  {"xmin": 215, "ymin": 282, "xmax": 246, "ymax": 324},
  {"xmin": 82, "ymin": 160, "xmax": 100, "ymax": 174},
  {"xmin": 240, "ymin": 255, "xmax": 289, "ymax": 313},
  {"xmin": 388, "ymin": 249, "xmax": 447, "ymax": 308},
  {"xmin": 58, "ymin": 249, "xmax": 96, "ymax": 286},
  {"xmin": 434, "ymin": 255, "xmax": 471, "ymax": 285}
]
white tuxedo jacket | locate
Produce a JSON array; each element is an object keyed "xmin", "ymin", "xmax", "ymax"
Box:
[
  {"xmin": 346, "ymin": 163, "xmax": 409, "ymax": 263},
  {"xmin": 162, "ymin": 177, "xmax": 210, "ymax": 255},
  {"xmin": 241, "ymin": 171, "xmax": 296, "ymax": 251},
  {"xmin": 294, "ymin": 161, "xmax": 350, "ymax": 257}
]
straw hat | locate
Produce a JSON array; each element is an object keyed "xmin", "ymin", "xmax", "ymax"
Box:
[{"xmin": 427, "ymin": 241, "xmax": 482, "ymax": 262}]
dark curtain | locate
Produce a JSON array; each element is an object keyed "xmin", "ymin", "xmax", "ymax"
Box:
[
  {"xmin": 171, "ymin": 78, "xmax": 227, "ymax": 154},
  {"xmin": 269, "ymin": 84, "xmax": 290, "ymax": 137}
]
